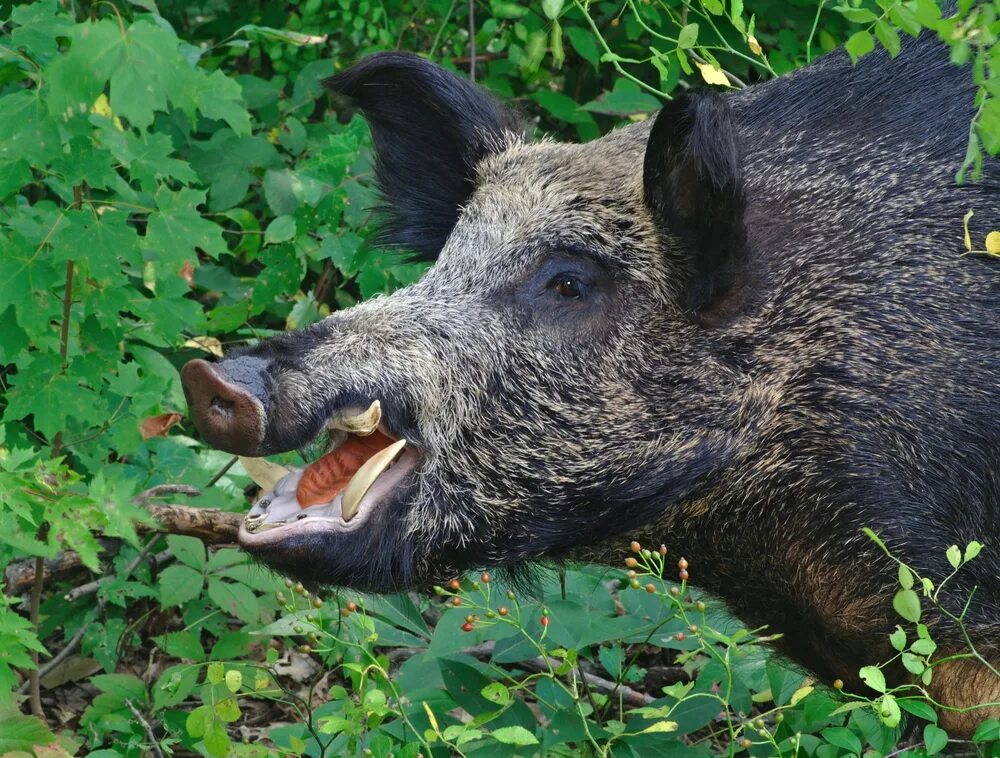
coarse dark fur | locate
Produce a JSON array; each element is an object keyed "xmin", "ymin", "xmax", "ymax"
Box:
[{"xmin": 182, "ymin": 29, "xmax": 1000, "ymax": 730}]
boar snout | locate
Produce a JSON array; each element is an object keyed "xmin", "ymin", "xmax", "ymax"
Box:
[{"xmin": 181, "ymin": 356, "xmax": 271, "ymax": 456}]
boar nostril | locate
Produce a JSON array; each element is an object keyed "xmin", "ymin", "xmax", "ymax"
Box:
[{"xmin": 209, "ymin": 395, "xmax": 235, "ymax": 417}]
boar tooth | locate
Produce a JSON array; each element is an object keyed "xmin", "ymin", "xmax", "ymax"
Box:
[
  {"xmin": 331, "ymin": 400, "xmax": 382, "ymax": 436},
  {"xmin": 341, "ymin": 439, "xmax": 406, "ymax": 522},
  {"xmin": 239, "ymin": 456, "xmax": 293, "ymax": 492}
]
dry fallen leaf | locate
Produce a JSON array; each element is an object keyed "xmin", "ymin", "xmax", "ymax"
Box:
[
  {"xmin": 179, "ymin": 260, "xmax": 195, "ymax": 287},
  {"xmin": 140, "ymin": 412, "xmax": 183, "ymax": 440}
]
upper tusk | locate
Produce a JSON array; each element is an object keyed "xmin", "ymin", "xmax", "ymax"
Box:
[{"xmin": 330, "ymin": 399, "xmax": 382, "ymax": 436}]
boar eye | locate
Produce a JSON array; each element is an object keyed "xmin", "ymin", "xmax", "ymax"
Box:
[{"xmin": 549, "ymin": 274, "xmax": 583, "ymax": 299}]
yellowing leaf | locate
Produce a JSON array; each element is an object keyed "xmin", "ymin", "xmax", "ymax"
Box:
[
  {"xmin": 183, "ymin": 336, "xmax": 224, "ymax": 357},
  {"xmin": 640, "ymin": 721, "xmax": 679, "ymax": 734},
  {"xmin": 985, "ymin": 231, "xmax": 1000, "ymax": 255},
  {"xmin": 91, "ymin": 93, "xmax": 113, "ymax": 118},
  {"xmin": 748, "ymin": 35, "xmax": 763, "ymax": 55},
  {"xmin": 790, "ymin": 685, "xmax": 814, "ymax": 705},
  {"xmin": 696, "ymin": 62, "xmax": 730, "ymax": 86}
]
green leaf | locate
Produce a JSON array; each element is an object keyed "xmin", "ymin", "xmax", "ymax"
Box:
[
  {"xmin": 541, "ymin": 0, "xmax": 563, "ymax": 19},
  {"xmin": 889, "ymin": 625, "xmax": 906, "ymax": 651},
  {"xmin": 598, "ymin": 645, "xmax": 624, "ymax": 678},
  {"xmin": 158, "ymin": 565, "xmax": 205, "ymax": 608},
  {"xmin": 946, "ymin": 544, "xmax": 961, "ymax": 569},
  {"xmin": 207, "ymin": 662, "xmax": 225, "ymax": 685},
  {"xmin": 214, "ymin": 696, "xmax": 241, "ymax": 723},
  {"xmin": 264, "ymin": 215, "xmax": 297, "ymax": 245},
  {"xmin": 901, "ymin": 652, "xmax": 926, "ymax": 675},
  {"xmin": 898, "ymin": 697, "xmax": 937, "ymax": 723},
  {"xmin": 480, "ymin": 682, "xmax": 511, "ymax": 706},
  {"xmin": 145, "ymin": 187, "xmax": 228, "ymax": 274},
  {"xmin": 888, "ymin": 5, "xmax": 922, "ymax": 37},
  {"xmin": 154, "ymin": 630, "xmax": 205, "ymax": 662},
  {"xmin": 835, "ymin": 6, "xmax": 878, "ymax": 23},
  {"xmin": 565, "ymin": 26, "xmax": 600, "ymax": 70},
  {"xmin": 910, "ymin": 637, "xmax": 936, "ymax": 656},
  {"xmin": 203, "ymin": 718, "xmax": 231, "ymax": 757},
  {"xmin": 225, "ymin": 670, "xmax": 243, "ymax": 693},
  {"xmin": 874, "ymin": 19, "xmax": 901, "ymax": 57},
  {"xmin": 845, "ymin": 30, "xmax": 875, "ymax": 63},
  {"xmin": 893, "ymin": 588, "xmax": 921, "ymax": 623},
  {"xmin": 677, "ymin": 23, "xmax": 699, "ymax": 49},
  {"xmin": 923, "ymin": 723, "xmax": 948, "ymax": 754},
  {"xmin": 701, "ymin": 0, "xmax": 724, "ymax": 15},
  {"xmin": 166, "ymin": 535, "xmax": 207, "ymax": 570},
  {"xmin": 964, "ymin": 541, "xmax": 983, "ymax": 563},
  {"xmin": 821, "ymin": 726, "xmax": 862, "ymax": 755},
  {"xmin": 897, "ymin": 563, "xmax": 913, "ymax": 590},
  {"xmin": 490, "ymin": 725, "xmax": 539, "ymax": 746},
  {"xmin": 581, "ymin": 90, "xmax": 662, "ymax": 116},
  {"xmin": 0, "ymin": 715, "xmax": 56, "ymax": 754},
  {"xmin": 973, "ymin": 719, "xmax": 1000, "ymax": 742},
  {"xmin": 876, "ymin": 693, "xmax": 902, "ymax": 728},
  {"xmin": 207, "ymin": 578, "xmax": 260, "ymax": 624},
  {"xmin": 859, "ymin": 665, "xmax": 886, "ymax": 693}
]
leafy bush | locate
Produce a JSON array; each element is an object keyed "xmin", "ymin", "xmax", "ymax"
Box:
[{"xmin": 0, "ymin": 0, "xmax": 997, "ymax": 755}]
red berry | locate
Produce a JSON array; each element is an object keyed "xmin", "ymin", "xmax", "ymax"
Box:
[
  {"xmin": 451, "ymin": 597, "xmax": 461, "ymax": 607},
  {"xmin": 645, "ymin": 583, "xmax": 656, "ymax": 594},
  {"xmin": 630, "ymin": 541, "xmax": 641, "ymax": 553},
  {"xmin": 448, "ymin": 578, "xmax": 461, "ymax": 591},
  {"xmin": 346, "ymin": 601, "xmax": 358, "ymax": 613},
  {"xmin": 658, "ymin": 545, "xmax": 668, "ymax": 556},
  {"xmin": 625, "ymin": 557, "xmax": 638, "ymax": 568},
  {"xmin": 498, "ymin": 607, "xmax": 509, "ymax": 617},
  {"xmin": 677, "ymin": 558, "xmax": 689, "ymax": 570},
  {"xmin": 674, "ymin": 632, "xmax": 686, "ymax": 641},
  {"xmin": 461, "ymin": 622, "xmax": 474, "ymax": 633},
  {"xmin": 540, "ymin": 616, "xmax": 550, "ymax": 627},
  {"xmin": 480, "ymin": 572, "xmax": 491, "ymax": 583},
  {"xmin": 679, "ymin": 570, "xmax": 689, "ymax": 581}
]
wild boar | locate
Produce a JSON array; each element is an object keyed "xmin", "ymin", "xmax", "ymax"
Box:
[{"xmin": 182, "ymin": 30, "xmax": 999, "ymax": 731}]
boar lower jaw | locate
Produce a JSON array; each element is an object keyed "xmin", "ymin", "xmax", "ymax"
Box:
[{"xmin": 239, "ymin": 443, "xmax": 418, "ymax": 546}]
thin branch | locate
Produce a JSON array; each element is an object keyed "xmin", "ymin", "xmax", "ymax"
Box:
[
  {"xmin": 125, "ymin": 699, "xmax": 166, "ymax": 758},
  {"xmin": 467, "ymin": 0, "xmax": 476, "ymax": 82}
]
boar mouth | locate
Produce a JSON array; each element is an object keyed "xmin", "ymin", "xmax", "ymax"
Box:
[{"xmin": 238, "ymin": 401, "xmax": 422, "ymax": 547}]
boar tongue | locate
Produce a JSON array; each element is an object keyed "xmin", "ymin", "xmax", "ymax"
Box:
[{"xmin": 295, "ymin": 430, "xmax": 397, "ymax": 507}]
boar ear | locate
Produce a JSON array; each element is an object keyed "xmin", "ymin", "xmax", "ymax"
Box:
[
  {"xmin": 327, "ymin": 53, "xmax": 526, "ymax": 262},
  {"xmin": 643, "ymin": 92, "xmax": 747, "ymax": 312}
]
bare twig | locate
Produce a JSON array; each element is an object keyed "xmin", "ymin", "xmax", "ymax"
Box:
[
  {"xmin": 63, "ymin": 549, "xmax": 174, "ymax": 603},
  {"xmin": 133, "ymin": 484, "xmax": 201, "ymax": 504},
  {"xmin": 125, "ymin": 698, "xmax": 166, "ymax": 758}
]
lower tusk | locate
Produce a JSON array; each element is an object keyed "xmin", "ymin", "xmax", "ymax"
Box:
[
  {"xmin": 341, "ymin": 438, "xmax": 406, "ymax": 521},
  {"xmin": 239, "ymin": 456, "xmax": 292, "ymax": 492}
]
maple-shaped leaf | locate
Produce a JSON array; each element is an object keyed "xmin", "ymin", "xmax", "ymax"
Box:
[
  {"xmin": 51, "ymin": 208, "xmax": 142, "ymax": 282},
  {"xmin": 144, "ymin": 187, "xmax": 228, "ymax": 273}
]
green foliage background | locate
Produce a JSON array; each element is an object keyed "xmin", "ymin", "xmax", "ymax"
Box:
[{"xmin": 0, "ymin": 0, "xmax": 997, "ymax": 755}]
